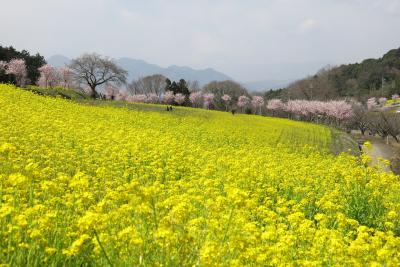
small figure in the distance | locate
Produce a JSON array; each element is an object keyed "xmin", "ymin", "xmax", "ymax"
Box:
[
  {"xmin": 170, "ymin": 105, "xmax": 173, "ymax": 111},
  {"xmin": 231, "ymin": 108, "xmax": 236, "ymax": 115},
  {"xmin": 166, "ymin": 106, "xmax": 170, "ymax": 111}
]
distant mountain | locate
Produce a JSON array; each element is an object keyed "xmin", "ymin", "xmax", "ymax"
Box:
[
  {"xmin": 47, "ymin": 55, "xmax": 71, "ymax": 67},
  {"xmin": 47, "ymin": 55, "xmax": 232, "ymax": 85},
  {"xmin": 242, "ymin": 79, "xmax": 293, "ymax": 92},
  {"xmin": 117, "ymin": 57, "xmax": 232, "ymax": 85}
]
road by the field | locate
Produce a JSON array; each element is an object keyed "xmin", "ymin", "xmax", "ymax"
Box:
[
  {"xmin": 352, "ymin": 132, "xmax": 399, "ymax": 172},
  {"xmin": 365, "ymin": 140, "xmax": 395, "ymax": 171}
]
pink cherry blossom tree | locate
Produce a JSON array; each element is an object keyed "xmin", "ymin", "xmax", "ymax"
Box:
[
  {"xmin": 189, "ymin": 91, "xmax": 203, "ymax": 108},
  {"xmin": 221, "ymin": 94, "xmax": 231, "ymax": 111},
  {"xmin": 128, "ymin": 94, "xmax": 147, "ymax": 103},
  {"xmin": 116, "ymin": 90, "xmax": 128, "ymax": 101},
  {"xmin": 174, "ymin": 93, "xmax": 186, "ymax": 105},
  {"xmin": 105, "ymin": 85, "xmax": 120, "ymax": 100},
  {"xmin": 6, "ymin": 59, "xmax": 27, "ymax": 86},
  {"xmin": 324, "ymin": 100, "xmax": 353, "ymax": 124},
  {"xmin": 251, "ymin": 96, "xmax": 264, "ymax": 114},
  {"xmin": 284, "ymin": 100, "xmax": 302, "ymax": 117},
  {"xmin": 237, "ymin": 95, "xmax": 250, "ymax": 112},
  {"xmin": 38, "ymin": 64, "xmax": 59, "ymax": 88},
  {"xmin": 146, "ymin": 93, "xmax": 159, "ymax": 104},
  {"xmin": 163, "ymin": 91, "xmax": 175, "ymax": 104},
  {"xmin": 266, "ymin": 99, "xmax": 284, "ymax": 116},
  {"xmin": 203, "ymin": 93, "xmax": 215, "ymax": 109}
]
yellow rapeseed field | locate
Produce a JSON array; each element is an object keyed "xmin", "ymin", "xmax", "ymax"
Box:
[{"xmin": 0, "ymin": 84, "xmax": 400, "ymax": 266}]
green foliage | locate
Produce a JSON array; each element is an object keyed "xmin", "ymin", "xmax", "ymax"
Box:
[
  {"xmin": 165, "ymin": 78, "xmax": 190, "ymax": 96},
  {"xmin": 0, "ymin": 45, "xmax": 46, "ymax": 85},
  {"xmin": 264, "ymin": 88, "xmax": 286, "ymax": 100},
  {"xmin": 272, "ymin": 47, "xmax": 400, "ymax": 100}
]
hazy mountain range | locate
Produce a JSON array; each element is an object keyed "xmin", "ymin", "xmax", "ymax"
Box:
[{"xmin": 47, "ymin": 55, "xmax": 293, "ymax": 91}]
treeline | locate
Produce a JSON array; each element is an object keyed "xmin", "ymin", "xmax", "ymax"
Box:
[
  {"xmin": 0, "ymin": 45, "xmax": 46, "ymax": 85},
  {"xmin": 265, "ymin": 47, "xmax": 400, "ymax": 101},
  {"xmin": 348, "ymin": 97, "xmax": 400, "ymax": 141}
]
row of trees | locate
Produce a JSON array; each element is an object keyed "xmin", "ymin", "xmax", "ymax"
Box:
[
  {"xmin": 349, "ymin": 101, "xmax": 400, "ymax": 141},
  {"xmin": 37, "ymin": 65, "xmax": 74, "ymax": 88},
  {"xmin": 0, "ymin": 45, "xmax": 46, "ymax": 86},
  {"xmin": 1, "ymin": 59, "xmax": 77, "ymax": 89},
  {"xmin": 107, "ymin": 86, "xmax": 356, "ymax": 123},
  {"xmin": 0, "ymin": 53, "xmax": 128, "ymax": 99}
]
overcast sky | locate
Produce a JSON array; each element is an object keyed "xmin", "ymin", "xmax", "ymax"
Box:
[{"xmin": 1, "ymin": 0, "xmax": 400, "ymax": 81}]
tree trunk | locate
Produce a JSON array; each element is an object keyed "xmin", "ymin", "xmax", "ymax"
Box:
[{"xmin": 90, "ymin": 85, "xmax": 98, "ymax": 99}]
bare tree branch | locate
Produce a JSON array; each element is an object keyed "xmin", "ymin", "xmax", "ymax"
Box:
[{"xmin": 69, "ymin": 53, "xmax": 127, "ymax": 98}]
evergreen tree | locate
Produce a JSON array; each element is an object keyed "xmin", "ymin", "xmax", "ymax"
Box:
[{"xmin": 0, "ymin": 45, "xmax": 46, "ymax": 85}]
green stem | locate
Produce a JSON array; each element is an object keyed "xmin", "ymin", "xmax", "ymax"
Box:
[{"xmin": 93, "ymin": 229, "xmax": 114, "ymax": 267}]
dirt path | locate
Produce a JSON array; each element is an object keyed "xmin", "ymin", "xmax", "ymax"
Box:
[
  {"xmin": 364, "ymin": 140, "xmax": 395, "ymax": 171},
  {"xmin": 352, "ymin": 132, "xmax": 399, "ymax": 172}
]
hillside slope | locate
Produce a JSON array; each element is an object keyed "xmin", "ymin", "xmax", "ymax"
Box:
[
  {"xmin": 266, "ymin": 48, "xmax": 400, "ymax": 100},
  {"xmin": 1, "ymin": 85, "xmax": 400, "ymax": 266}
]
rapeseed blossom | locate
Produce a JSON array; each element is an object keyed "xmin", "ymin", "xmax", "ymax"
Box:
[{"xmin": 0, "ymin": 84, "xmax": 399, "ymax": 266}]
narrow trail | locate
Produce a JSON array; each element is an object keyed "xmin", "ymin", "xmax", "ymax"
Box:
[
  {"xmin": 364, "ymin": 141, "xmax": 394, "ymax": 172},
  {"xmin": 354, "ymin": 133, "xmax": 399, "ymax": 172}
]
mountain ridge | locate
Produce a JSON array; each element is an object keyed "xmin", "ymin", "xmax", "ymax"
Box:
[
  {"xmin": 46, "ymin": 54, "xmax": 297, "ymax": 91},
  {"xmin": 47, "ymin": 55, "xmax": 232, "ymax": 85}
]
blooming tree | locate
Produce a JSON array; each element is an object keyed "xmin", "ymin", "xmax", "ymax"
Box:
[
  {"xmin": 251, "ymin": 96, "xmax": 264, "ymax": 114},
  {"xmin": 203, "ymin": 93, "xmax": 215, "ymax": 109},
  {"xmin": 116, "ymin": 90, "xmax": 128, "ymax": 101},
  {"xmin": 105, "ymin": 85, "xmax": 120, "ymax": 100},
  {"xmin": 38, "ymin": 64, "xmax": 59, "ymax": 88},
  {"xmin": 128, "ymin": 94, "xmax": 147, "ymax": 103},
  {"xmin": 163, "ymin": 91, "xmax": 175, "ymax": 104},
  {"xmin": 267, "ymin": 98, "xmax": 353, "ymax": 125},
  {"xmin": 174, "ymin": 93, "xmax": 186, "ymax": 105},
  {"xmin": 284, "ymin": 100, "xmax": 301, "ymax": 115},
  {"xmin": 6, "ymin": 58, "xmax": 27, "ymax": 86},
  {"xmin": 325, "ymin": 100, "xmax": 353, "ymax": 122},
  {"xmin": 237, "ymin": 95, "xmax": 250, "ymax": 111},
  {"xmin": 221, "ymin": 94, "xmax": 231, "ymax": 111},
  {"xmin": 189, "ymin": 91, "xmax": 203, "ymax": 108},
  {"xmin": 266, "ymin": 99, "xmax": 284, "ymax": 115},
  {"xmin": 146, "ymin": 93, "xmax": 159, "ymax": 104}
]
